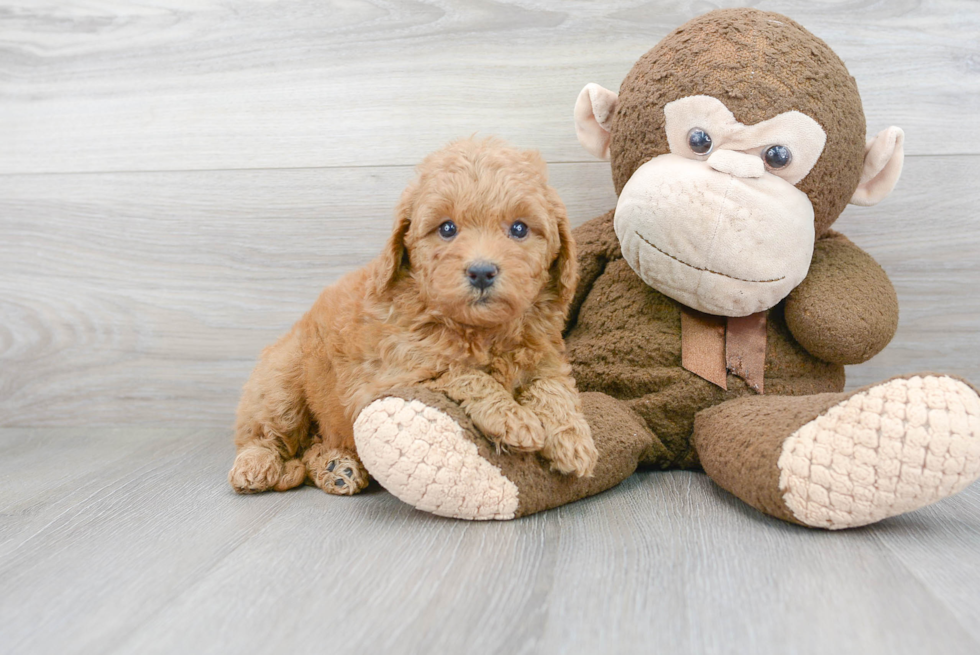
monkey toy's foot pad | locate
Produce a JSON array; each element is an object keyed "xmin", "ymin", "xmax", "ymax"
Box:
[
  {"xmin": 354, "ymin": 395, "xmax": 520, "ymax": 520},
  {"xmin": 356, "ymin": 388, "xmax": 651, "ymax": 521},
  {"xmin": 778, "ymin": 375, "xmax": 980, "ymax": 529}
]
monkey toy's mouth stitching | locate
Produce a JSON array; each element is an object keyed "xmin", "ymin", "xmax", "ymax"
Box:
[{"xmin": 635, "ymin": 231, "xmax": 785, "ymax": 284}]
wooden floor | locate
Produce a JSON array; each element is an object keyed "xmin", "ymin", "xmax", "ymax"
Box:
[
  {"xmin": 1, "ymin": 427, "xmax": 979, "ymax": 655},
  {"xmin": 1, "ymin": 1, "xmax": 979, "ymax": 653}
]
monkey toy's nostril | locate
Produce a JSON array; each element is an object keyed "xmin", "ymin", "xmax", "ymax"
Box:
[{"xmin": 467, "ymin": 261, "xmax": 499, "ymax": 290}]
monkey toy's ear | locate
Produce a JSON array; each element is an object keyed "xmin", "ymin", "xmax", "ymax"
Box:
[
  {"xmin": 850, "ymin": 126, "xmax": 905, "ymax": 206},
  {"xmin": 574, "ymin": 83, "xmax": 619, "ymax": 160}
]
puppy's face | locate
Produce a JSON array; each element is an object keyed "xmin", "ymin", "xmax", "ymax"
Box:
[{"xmin": 379, "ymin": 140, "xmax": 575, "ymax": 329}]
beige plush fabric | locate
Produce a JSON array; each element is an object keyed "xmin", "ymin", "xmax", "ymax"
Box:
[
  {"xmin": 574, "ymin": 83, "xmax": 619, "ymax": 160},
  {"xmin": 611, "ymin": 9, "xmax": 867, "ymax": 238},
  {"xmin": 663, "ymin": 95, "xmax": 827, "ymax": 186},
  {"xmin": 355, "ymin": 387, "xmax": 655, "ymax": 519},
  {"xmin": 850, "ymin": 127, "xmax": 906, "ymax": 206},
  {"xmin": 778, "ymin": 375, "xmax": 980, "ymax": 529},
  {"xmin": 566, "ymin": 210, "xmax": 851, "ymax": 465},
  {"xmin": 614, "ymin": 152, "xmax": 815, "ymax": 316},
  {"xmin": 351, "ymin": 9, "xmax": 953, "ymax": 529},
  {"xmin": 354, "ymin": 397, "xmax": 520, "ymax": 520}
]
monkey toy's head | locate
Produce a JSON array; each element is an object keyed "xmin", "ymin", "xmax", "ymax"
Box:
[{"xmin": 574, "ymin": 8, "xmax": 905, "ymax": 317}]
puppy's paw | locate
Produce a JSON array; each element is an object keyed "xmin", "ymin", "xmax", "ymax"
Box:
[
  {"xmin": 229, "ymin": 446, "xmax": 286, "ymax": 494},
  {"xmin": 305, "ymin": 446, "xmax": 370, "ymax": 496},
  {"xmin": 319, "ymin": 456, "xmax": 370, "ymax": 496},
  {"xmin": 469, "ymin": 401, "xmax": 546, "ymax": 452},
  {"xmin": 543, "ymin": 416, "xmax": 598, "ymax": 478},
  {"xmin": 498, "ymin": 405, "xmax": 547, "ymax": 452}
]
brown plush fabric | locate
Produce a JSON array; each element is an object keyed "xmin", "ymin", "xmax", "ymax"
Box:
[
  {"xmin": 694, "ymin": 373, "xmax": 980, "ymax": 525},
  {"xmin": 785, "ymin": 231, "xmax": 899, "ymax": 365},
  {"xmin": 565, "ymin": 209, "xmax": 620, "ymax": 328},
  {"xmin": 375, "ymin": 386, "xmax": 655, "ymax": 517},
  {"xmin": 563, "ymin": 9, "xmax": 881, "ymax": 465},
  {"xmin": 359, "ymin": 10, "xmax": 915, "ymax": 526},
  {"xmin": 610, "ymin": 8, "xmax": 866, "ymax": 237},
  {"xmin": 692, "ymin": 392, "xmax": 850, "ymax": 525},
  {"xmin": 564, "ymin": 214, "xmax": 846, "ymax": 467},
  {"xmin": 502, "ymin": 392, "xmax": 658, "ymax": 517}
]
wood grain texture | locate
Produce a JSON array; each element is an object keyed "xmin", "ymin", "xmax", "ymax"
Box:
[
  {"xmin": 2, "ymin": 4, "xmax": 979, "ymax": 654},
  {"xmin": 1, "ymin": 156, "xmax": 977, "ymax": 427},
  {"xmin": 0, "ymin": 162, "xmax": 614, "ymax": 426},
  {"xmin": 0, "ymin": 0, "xmax": 978, "ymax": 175},
  {"xmin": 1, "ymin": 427, "xmax": 978, "ymax": 655}
]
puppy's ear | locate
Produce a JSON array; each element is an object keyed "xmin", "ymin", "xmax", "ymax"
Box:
[
  {"xmin": 521, "ymin": 149, "xmax": 577, "ymax": 310},
  {"xmin": 375, "ymin": 179, "xmax": 416, "ymax": 296},
  {"xmin": 547, "ymin": 187, "xmax": 578, "ymax": 313}
]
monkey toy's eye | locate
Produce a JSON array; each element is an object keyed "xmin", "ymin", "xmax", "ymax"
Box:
[
  {"xmin": 764, "ymin": 145, "xmax": 792, "ymax": 169},
  {"xmin": 688, "ymin": 128, "xmax": 713, "ymax": 155},
  {"xmin": 509, "ymin": 220, "xmax": 529, "ymax": 239},
  {"xmin": 438, "ymin": 220, "xmax": 458, "ymax": 239}
]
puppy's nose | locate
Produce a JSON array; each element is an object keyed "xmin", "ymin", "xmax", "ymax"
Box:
[{"xmin": 467, "ymin": 261, "xmax": 499, "ymax": 290}]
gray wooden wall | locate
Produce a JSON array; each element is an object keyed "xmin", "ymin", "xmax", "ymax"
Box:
[{"xmin": 1, "ymin": 0, "xmax": 978, "ymax": 428}]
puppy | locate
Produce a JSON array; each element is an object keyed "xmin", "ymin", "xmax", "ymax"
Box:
[{"xmin": 229, "ymin": 137, "xmax": 598, "ymax": 496}]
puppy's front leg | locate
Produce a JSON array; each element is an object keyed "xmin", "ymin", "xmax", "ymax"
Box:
[
  {"xmin": 519, "ymin": 368, "xmax": 598, "ymax": 478},
  {"xmin": 428, "ymin": 368, "xmax": 545, "ymax": 452}
]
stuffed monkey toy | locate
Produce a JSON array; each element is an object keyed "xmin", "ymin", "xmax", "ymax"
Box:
[{"xmin": 352, "ymin": 8, "xmax": 980, "ymax": 529}]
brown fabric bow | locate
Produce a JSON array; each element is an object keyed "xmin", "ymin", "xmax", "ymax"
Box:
[{"xmin": 680, "ymin": 307, "xmax": 767, "ymax": 393}]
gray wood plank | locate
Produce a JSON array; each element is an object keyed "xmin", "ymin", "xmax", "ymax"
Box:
[
  {"xmin": 2, "ymin": 2, "xmax": 978, "ymax": 654},
  {"xmin": 531, "ymin": 476, "xmax": 980, "ymax": 655},
  {"xmin": 873, "ymin": 484, "xmax": 980, "ymax": 644},
  {"xmin": 1, "ymin": 156, "xmax": 976, "ymax": 427},
  {"xmin": 0, "ymin": 428, "xmax": 303, "ymax": 654},
  {"xmin": 1, "ymin": 0, "xmax": 977, "ymax": 175},
  {"xmin": 0, "ymin": 161, "xmax": 615, "ymax": 427},
  {"xmin": 1, "ymin": 428, "xmax": 978, "ymax": 655},
  {"xmin": 833, "ymin": 155, "xmax": 980, "ymax": 390},
  {"xmin": 0, "ymin": 427, "xmax": 185, "ymax": 522}
]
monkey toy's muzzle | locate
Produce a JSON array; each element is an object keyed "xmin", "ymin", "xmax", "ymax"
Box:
[{"xmin": 614, "ymin": 152, "xmax": 815, "ymax": 317}]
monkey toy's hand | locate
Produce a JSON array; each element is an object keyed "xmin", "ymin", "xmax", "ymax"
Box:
[{"xmin": 784, "ymin": 231, "xmax": 899, "ymax": 365}]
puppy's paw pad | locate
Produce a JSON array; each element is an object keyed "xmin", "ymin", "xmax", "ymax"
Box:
[
  {"xmin": 314, "ymin": 455, "xmax": 369, "ymax": 496},
  {"xmin": 229, "ymin": 447, "xmax": 283, "ymax": 494}
]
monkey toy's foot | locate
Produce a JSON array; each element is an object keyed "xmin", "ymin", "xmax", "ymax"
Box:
[
  {"xmin": 353, "ymin": 387, "xmax": 652, "ymax": 520},
  {"xmin": 696, "ymin": 374, "xmax": 980, "ymax": 529}
]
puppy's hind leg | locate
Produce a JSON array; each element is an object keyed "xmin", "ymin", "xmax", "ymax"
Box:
[
  {"xmin": 229, "ymin": 329, "xmax": 311, "ymax": 494},
  {"xmin": 303, "ymin": 441, "xmax": 369, "ymax": 496},
  {"xmin": 302, "ymin": 402, "xmax": 369, "ymax": 496},
  {"xmin": 230, "ymin": 446, "xmax": 306, "ymax": 494}
]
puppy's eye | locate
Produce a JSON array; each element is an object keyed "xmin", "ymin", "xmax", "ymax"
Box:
[
  {"xmin": 438, "ymin": 220, "xmax": 457, "ymax": 240},
  {"xmin": 764, "ymin": 145, "xmax": 792, "ymax": 169},
  {"xmin": 688, "ymin": 128, "xmax": 712, "ymax": 155},
  {"xmin": 509, "ymin": 221, "xmax": 529, "ymax": 240}
]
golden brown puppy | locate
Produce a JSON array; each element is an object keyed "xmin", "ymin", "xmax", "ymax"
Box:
[{"xmin": 229, "ymin": 138, "xmax": 597, "ymax": 496}]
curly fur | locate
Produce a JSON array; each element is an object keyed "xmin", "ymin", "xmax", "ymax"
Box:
[{"xmin": 229, "ymin": 138, "xmax": 597, "ymax": 495}]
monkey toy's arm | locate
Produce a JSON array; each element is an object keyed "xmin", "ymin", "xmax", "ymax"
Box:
[
  {"xmin": 783, "ymin": 231, "xmax": 899, "ymax": 365},
  {"xmin": 565, "ymin": 210, "xmax": 621, "ymax": 332}
]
